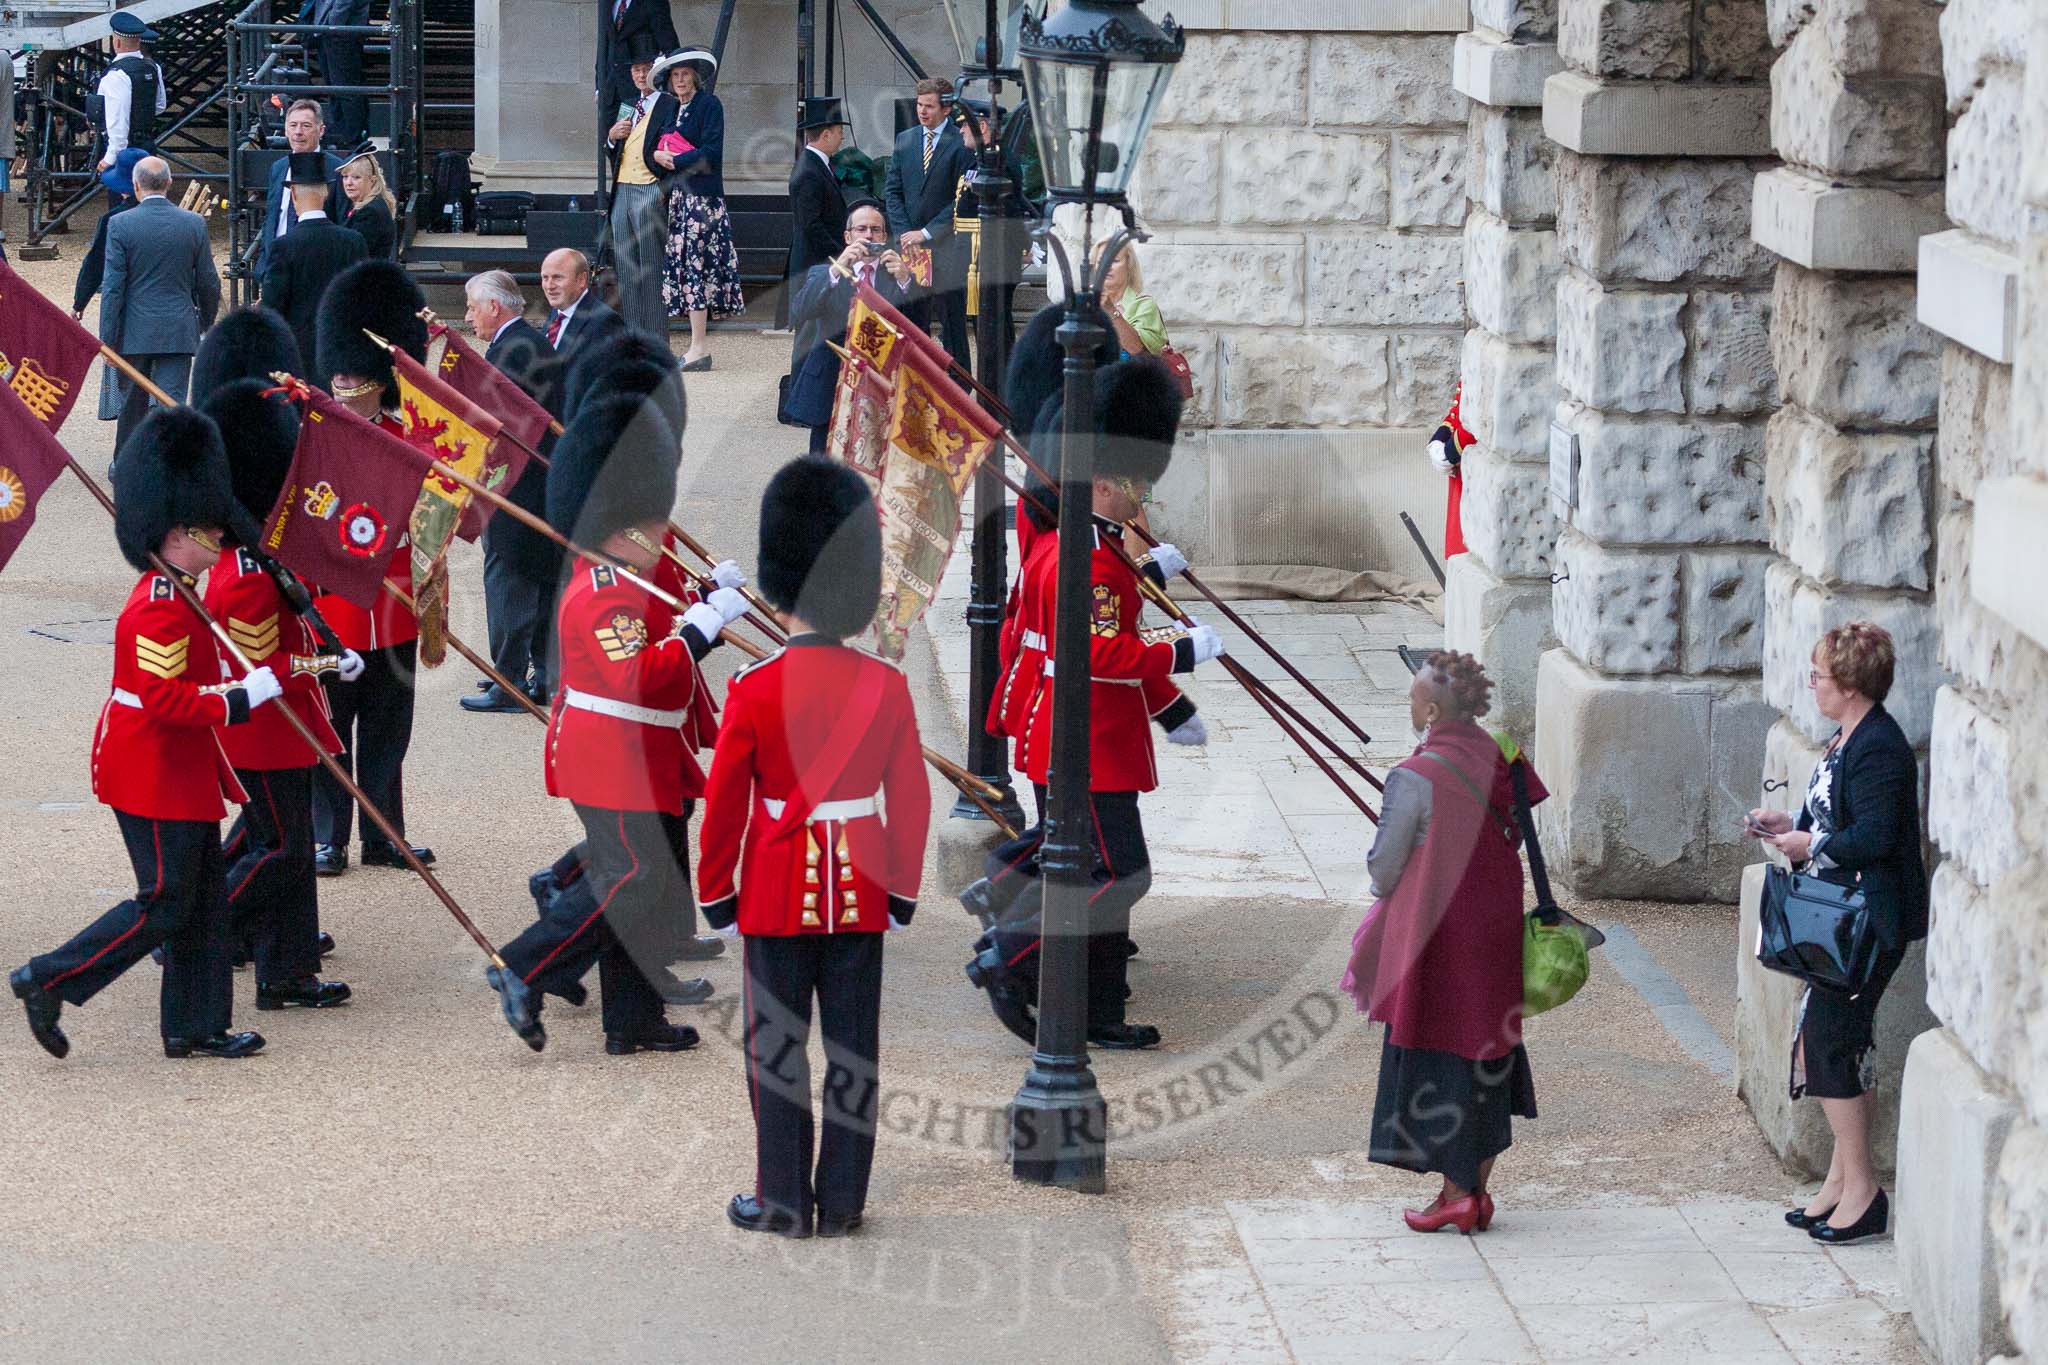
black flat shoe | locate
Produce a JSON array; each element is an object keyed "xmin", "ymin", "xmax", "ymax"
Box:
[
  {"xmin": 1785, "ymin": 1205, "xmax": 1835, "ymax": 1229},
  {"xmin": 318, "ymin": 931, "xmax": 336, "ymax": 957},
  {"xmin": 652, "ymin": 970, "xmax": 714, "ymax": 1006},
  {"xmin": 1089, "ymin": 1022, "xmax": 1161, "ymax": 1050},
  {"xmin": 10, "ymin": 965, "xmax": 68, "ymax": 1059},
  {"xmin": 460, "ymin": 684, "xmax": 529, "ymax": 714},
  {"xmin": 256, "ymin": 976, "xmax": 353, "ymax": 1010},
  {"xmin": 362, "ymin": 841, "xmax": 434, "ymax": 869},
  {"xmin": 727, "ymin": 1193, "xmax": 810, "ymax": 1239},
  {"xmin": 673, "ymin": 935, "xmax": 727, "ymax": 962},
  {"xmin": 605, "ymin": 1021, "xmax": 700, "ymax": 1054},
  {"xmin": 164, "ymin": 1030, "xmax": 265, "ymax": 1059},
  {"xmin": 679, "ymin": 355, "xmax": 713, "ymax": 372},
  {"xmin": 485, "ymin": 966, "xmax": 546, "ymax": 1051},
  {"xmin": 1810, "ymin": 1189, "xmax": 1888, "ymax": 1245},
  {"xmin": 816, "ymin": 1209, "xmax": 864, "ymax": 1238},
  {"xmin": 313, "ymin": 844, "xmax": 347, "ymax": 877}
]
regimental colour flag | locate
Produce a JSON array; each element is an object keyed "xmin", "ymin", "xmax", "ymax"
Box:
[
  {"xmin": 392, "ymin": 343, "xmax": 520, "ymax": 546},
  {"xmin": 426, "ymin": 323, "xmax": 554, "ymax": 456},
  {"xmin": 0, "ymin": 369, "xmax": 79, "ymax": 573},
  {"xmin": 0, "ymin": 257, "xmax": 103, "ymax": 433},
  {"xmin": 261, "ymin": 382, "xmax": 437, "ymax": 608}
]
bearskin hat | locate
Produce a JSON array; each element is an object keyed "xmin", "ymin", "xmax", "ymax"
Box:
[
  {"xmin": 315, "ymin": 258, "xmax": 427, "ymax": 401},
  {"xmin": 113, "ymin": 406, "xmax": 246, "ymax": 570},
  {"xmin": 545, "ymin": 393, "xmax": 680, "ymax": 546},
  {"xmin": 191, "ymin": 306, "xmax": 301, "ymax": 401},
  {"xmin": 1093, "ymin": 354, "xmax": 1183, "ymax": 484},
  {"xmin": 562, "ymin": 327, "xmax": 686, "ymax": 434},
  {"xmin": 757, "ymin": 456, "xmax": 880, "ymax": 640},
  {"xmin": 1005, "ymin": 299, "xmax": 1117, "ymax": 479},
  {"xmin": 201, "ymin": 377, "xmax": 301, "ymax": 531}
]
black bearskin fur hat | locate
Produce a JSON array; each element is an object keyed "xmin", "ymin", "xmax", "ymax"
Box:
[
  {"xmin": 202, "ymin": 377, "xmax": 301, "ymax": 531},
  {"xmin": 563, "ymin": 328, "xmax": 686, "ymax": 435},
  {"xmin": 315, "ymin": 259, "xmax": 427, "ymax": 402},
  {"xmin": 113, "ymin": 406, "xmax": 246, "ymax": 570},
  {"xmin": 757, "ymin": 457, "xmax": 880, "ymax": 640},
  {"xmin": 546, "ymin": 393, "xmax": 680, "ymax": 546},
  {"xmin": 191, "ymin": 306, "xmax": 301, "ymax": 400},
  {"xmin": 1092, "ymin": 354, "xmax": 1183, "ymax": 484},
  {"xmin": 1005, "ymin": 299, "xmax": 1118, "ymax": 479}
]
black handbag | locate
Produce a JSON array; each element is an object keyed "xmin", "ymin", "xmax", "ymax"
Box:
[{"xmin": 1757, "ymin": 865, "xmax": 1883, "ymax": 995}]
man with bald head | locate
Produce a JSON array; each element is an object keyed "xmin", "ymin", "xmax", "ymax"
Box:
[
  {"xmin": 100, "ymin": 155, "xmax": 220, "ymax": 455},
  {"xmin": 539, "ymin": 247, "xmax": 621, "ymax": 358}
]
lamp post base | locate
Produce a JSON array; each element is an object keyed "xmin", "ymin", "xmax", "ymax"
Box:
[{"xmin": 1009, "ymin": 1054, "xmax": 1108, "ymax": 1190}]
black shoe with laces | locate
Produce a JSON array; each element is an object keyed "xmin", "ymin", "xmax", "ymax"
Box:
[
  {"xmin": 164, "ymin": 1030, "xmax": 265, "ymax": 1059},
  {"xmin": 727, "ymin": 1193, "xmax": 810, "ymax": 1239},
  {"xmin": 256, "ymin": 976, "xmax": 353, "ymax": 1010},
  {"xmin": 605, "ymin": 1021, "xmax": 700, "ymax": 1054},
  {"xmin": 314, "ymin": 844, "xmax": 347, "ymax": 877},
  {"xmin": 1088, "ymin": 1022, "xmax": 1161, "ymax": 1050},
  {"xmin": 362, "ymin": 841, "xmax": 434, "ymax": 869},
  {"xmin": 10, "ymin": 965, "xmax": 68, "ymax": 1059}
]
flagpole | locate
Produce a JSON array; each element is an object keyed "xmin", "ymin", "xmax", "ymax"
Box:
[{"xmin": 384, "ymin": 580, "xmax": 550, "ymax": 723}]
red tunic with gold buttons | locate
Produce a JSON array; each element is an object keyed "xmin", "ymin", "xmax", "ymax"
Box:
[
  {"xmin": 696, "ymin": 641, "xmax": 928, "ymax": 938},
  {"xmin": 92, "ymin": 571, "xmax": 252, "ymax": 821},
  {"xmin": 1020, "ymin": 521, "xmax": 1193, "ymax": 794},
  {"xmin": 205, "ymin": 546, "xmax": 343, "ymax": 770},
  {"xmin": 545, "ymin": 558, "xmax": 707, "ymax": 814},
  {"xmin": 650, "ymin": 530, "xmax": 722, "ymax": 753},
  {"xmin": 311, "ymin": 411, "xmax": 421, "ymax": 651}
]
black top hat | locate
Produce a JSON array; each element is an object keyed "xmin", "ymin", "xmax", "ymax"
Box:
[
  {"xmin": 622, "ymin": 32, "xmax": 662, "ymax": 65},
  {"xmin": 110, "ymin": 11, "xmax": 159, "ymax": 40},
  {"xmin": 285, "ymin": 151, "xmax": 330, "ymax": 187},
  {"xmin": 798, "ymin": 96, "xmax": 850, "ymax": 132}
]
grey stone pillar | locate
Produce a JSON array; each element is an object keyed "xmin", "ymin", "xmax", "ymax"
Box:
[
  {"xmin": 1444, "ymin": 0, "xmax": 1564, "ymax": 738},
  {"xmin": 473, "ymin": 0, "xmax": 608, "ymax": 193},
  {"xmin": 1531, "ymin": 0, "xmax": 1780, "ymax": 900}
]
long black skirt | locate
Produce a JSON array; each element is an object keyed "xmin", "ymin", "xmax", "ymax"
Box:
[{"xmin": 1369, "ymin": 1028, "xmax": 1537, "ymax": 1191}]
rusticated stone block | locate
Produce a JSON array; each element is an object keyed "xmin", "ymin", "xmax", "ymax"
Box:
[
  {"xmin": 1221, "ymin": 131, "xmax": 1390, "ymax": 228},
  {"xmin": 1460, "ymin": 449, "xmax": 1559, "ymax": 579},
  {"xmin": 1996, "ymin": 1114, "xmax": 2048, "ymax": 1357},
  {"xmin": 1557, "ymin": 0, "xmax": 1690, "ymax": 80},
  {"xmin": 1771, "ymin": 265, "xmax": 1939, "ymax": 428},
  {"xmin": 1938, "ymin": 343, "xmax": 2015, "ymax": 500},
  {"xmin": 1129, "ymin": 130, "xmax": 1221, "ymax": 227},
  {"xmin": 1468, "ymin": 105, "xmax": 1556, "ymax": 223},
  {"xmin": 1543, "ymin": 73, "xmax": 1771, "ymax": 156},
  {"xmin": 1927, "ymin": 685, "xmax": 2026, "ymax": 889},
  {"xmin": 1555, "ymin": 273, "xmax": 1685, "ymax": 413},
  {"xmin": 1768, "ymin": 0, "xmax": 1941, "ymax": 76},
  {"xmin": 1557, "ymin": 153, "xmax": 1774, "ymax": 285},
  {"xmin": 1698, "ymin": 0, "xmax": 1775, "ymax": 81},
  {"xmin": 1947, "ymin": 70, "xmax": 2026, "ymax": 248},
  {"xmin": 1749, "ymin": 167, "xmax": 1944, "ymax": 275},
  {"xmin": 1392, "ymin": 132, "xmax": 1467, "ymax": 229},
  {"xmin": 1310, "ymin": 35, "xmax": 1464, "ymax": 127},
  {"xmin": 1308, "ymin": 231, "xmax": 1465, "ymax": 328},
  {"xmin": 1761, "ymin": 715, "xmax": 1824, "ymax": 820},
  {"xmin": 1153, "ymin": 33, "xmax": 1308, "ymax": 127},
  {"xmin": 1561, "ymin": 405, "xmax": 1766, "ymax": 546},
  {"xmin": 1472, "ymin": 0, "xmax": 1558, "ymax": 42},
  {"xmin": 1933, "ymin": 504, "xmax": 2048, "ymax": 707},
  {"xmin": 1142, "ymin": 241, "xmax": 1308, "ymax": 329},
  {"xmin": 1389, "ymin": 332, "xmax": 1465, "ymax": 426},
  {"xmin": 1552, "ymin": 531, "xmax": 1682, "ymax": 675},
  {"xmin": 1217, "ymin": 332, "xmax": 1390, "ymax": 428},
  {"xmin": 1454, "ymin": 30, "xmax": 1563, "ymax": 107},
  {"xmin": 1172, "ymin": 328, "xmax": 1220, "ymax": 432},
  {"xmin": 1770, "ymin": 28, "xmax": 1944, "ymax": 179},
  {"xmin": 1764, "ymin": 406, "xmax": 1933, "ymax": 590},
  {"xmin": 1460, "ymin": 329, "xmax": 1556, "ymax": 461},
  {"xmin": 1681, "ymin": 547, "xmax": 1769, "ymax": 673},
  {"xmin": 1689, "ymin": 290, "xmax": 1776, "ymax": 416},
  {"xmin": 1464, "ymin": 210, "xmax": 1560, "ymax": 342},
  {"xmin": 1940, "ymin": 0, "xmax": 2029, "ymax": 114},
  {"xmin": 1443, "ymin": 554, "xmax": 1555, "ymax": 738},
  {"xmin": 1760, "ymin": 561, "xmax": 1939, "ymax": 745}
]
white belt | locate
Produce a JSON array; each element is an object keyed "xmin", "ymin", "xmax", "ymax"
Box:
[
  {"xmin": 562, "ymin": 687, "xmax": 685, "ymax": 727},
  {"xmin": 111, "ymin": 688, "xmax": 143, "ymax": 709},
  {"xmin": 1040, "ymin": 661, "xmax": 1137, "ymax": 685},
  {"xmin": 762, "ymin": 795, "xmax": 878, "ymax": 822},
  {"xmin": 1021, "ymin": 630, "xmax": 1047, "ymax": 651}
]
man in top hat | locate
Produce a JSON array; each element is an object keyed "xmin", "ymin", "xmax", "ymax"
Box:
[
  {"xmin": 9, "ymin": 406, "xmax": 278, "ymax": 1061},
  {"xmin": 309, "ymin": 259, "xmax": 435, "ymax": 877},
  {"xmin": 94, "ymin": 12, "xmax": 167, "ymax": 179},
  {"xmin": 604, "ymin": 40, "xmax": 671, "ymax": 339},
  {"xmin": 787, "ymin": 97, "xmax": 850, "ymax": 307},
  {"xmin": 597, "ymin": 0, "xmax": 678, "ymax": 142},
  {"xmin": 261, "ymin": 150, "xmax": 367, "ymax": 378},
  {"xmin": 700, "ymin": 457, "xmax": 930, "ymax": 1239},
  {"xmin": 254, "ymin": 101, "xmax": 346, "ymax": 291},
  {"xmin": 487, "ymin": 393, "xmax": 749, "ymax": 1052},
  {"xmin": 884, "ymin": 77, "xmax": 974, "ymax": 372}
]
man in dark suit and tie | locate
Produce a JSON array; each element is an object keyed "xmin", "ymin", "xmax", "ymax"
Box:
[
  {"xmin": 253, "ymin": 100, "xmax": 345, "ymax": 293},
  {"xmin": 461, "ymin": 269, "xmax": 563, "ymax": 714},
  {"xmin": 595, "ymin": 0, "xmax": 678, "ymax": 142},
  {"xmin": 783, "ymin": 199, "xmax": 915, "ymax": 454},
  {"xmin": 786, "ymin": 97, "xmax": 850, "ymax": 323},
  {"xmin": 884, "ymin": 77, "xmax": 973, "ymax": 372},
  {"xmin": 100, "ymin": 156, "xmax": 220, "ymax": 455},
  {"xmin": 539, "ymin": 246, "xmax": 622, "ymax": 359},
  {"xmin": 263, "ymin": 152, "xmax": 368, "ymax": 380}
]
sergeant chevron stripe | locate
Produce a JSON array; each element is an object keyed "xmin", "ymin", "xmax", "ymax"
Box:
[
  {"xmin": 134, "ymin": 633, "xmax": 191, "ymax": 679},
  {"xmin": 227, "ymin": 613, "xmax": 281, "ymax": 657}
]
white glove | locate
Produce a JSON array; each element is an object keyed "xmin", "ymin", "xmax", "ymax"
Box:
[
  {"xmin": 888, "ymin": 912, "xmax": 912, "ymax": 931},
  {"xmin": 710, "ymin": 559, "xmax": 747, "ymax": 591},
  {"xmin": 707, "ymin": 586, "xmax": 749, "ymax": 625},
  {"xmin": 713, "ymin": 921, "xmax": 742, "ymax": 941},
  {"xmin": 682, "ymin": 601, "xmax": 726, "ymax": 641},
  {"xmin": 1428, "ymin": 437, "xmax": 1456, "ymax": 473},
  {"xmin": 1165, "ymin": 713, "xmax": 1208, "ymax": 746},
  {"xmin": 1187, "ymin": 624, "xmax": 1225, "ymax": 665},
  {"xmin": 242, "ymin": 666, "xmax": 284, "ymax": 709},
  {"xmin": 1148, "ymin": 542, "xmax": 1188, "ymax": 579},
  {"xmin": 337, "ymin": 649, "xmax": 366, "ymax": 682}
]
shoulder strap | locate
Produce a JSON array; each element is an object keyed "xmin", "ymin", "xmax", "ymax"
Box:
[
  {"xmin": 1415, "ymin": 749, "xmax": 1516, "ymax": 847},
  {"xmin": 758, "ymin": 664, "xmax": 887, "ymax": 843}
]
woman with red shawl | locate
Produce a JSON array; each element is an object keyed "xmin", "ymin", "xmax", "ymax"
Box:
[{"xmin": 1342, "ymin": 652, "xmax": 1542, "ymax": 1234}]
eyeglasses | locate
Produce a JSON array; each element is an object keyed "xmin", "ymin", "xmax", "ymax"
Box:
[{"xmin": 1807, "ymin": 668, "xmax": 1833, "ymax": 688}]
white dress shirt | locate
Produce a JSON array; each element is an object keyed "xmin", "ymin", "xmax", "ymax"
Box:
[{"xmin": 96, "ymin": 58, "xmax": 168, "ymax": 161}]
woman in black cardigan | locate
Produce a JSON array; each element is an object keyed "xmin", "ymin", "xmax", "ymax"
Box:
[
  {"xmin": 338, "ymin": 146, "xmax": 396, "ymax": 260},
  {"xmin": 644, "ymin": 48, "xmax": 745, "ymax": 371},
  {"xmin": 1747, "ymin": 621, "xmax": 1926, "ymax": 1247}
]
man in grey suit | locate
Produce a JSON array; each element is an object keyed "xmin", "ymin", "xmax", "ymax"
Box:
[{"xmin": 101, "ymin": 157, "xmax": 220, "ymax": 455}]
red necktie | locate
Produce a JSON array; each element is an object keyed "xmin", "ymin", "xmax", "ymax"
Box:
[{"xmin": 547, "ymin": 311, "xmax": 565, "ymax": 346}]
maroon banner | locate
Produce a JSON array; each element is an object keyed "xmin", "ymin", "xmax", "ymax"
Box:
[
  {"xmin": 0, "ymin": 375, "xmax": 79, "ymax": 573},
  {"xmin": 428, "ymin": 323, "xmax": 554, "ymax": 454},
  {"xmin": 0, "ymin": 257, "xmax": 104, "ymax": 433},
  {"xmin": 261, "ymin": 383, "xmax": 437, "ymax": 608}
]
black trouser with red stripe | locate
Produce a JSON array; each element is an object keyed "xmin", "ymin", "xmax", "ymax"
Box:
[
  {"xmin": 223, "ymin": 766, "xmax": 321, "ymax": 984},
  {"xmin": 987, "ymin": 790, "xmax": 1151, "ymax": 1027},
  {"xmin": 743, "ymin": 931, "xmax": 884, "ymax": 1221},
  {"xmin": 540, "ymin": 799, "xmax": 700, "ymax": 961},
  {"xmin": 26, "ymin": 812, "xmax": 233, "ymax": 1039},
  {"xmin": 499, "ymin": 804, "xmax": 683, "ymax": 1036},
  {"xmin": 314, "ymin": 640, "xmax": 416, "ymax": 850}
]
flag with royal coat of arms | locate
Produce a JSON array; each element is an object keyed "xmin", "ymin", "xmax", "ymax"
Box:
[
  {"xmin": 0, "ymin": 257, "xmax": 101, "ymax": 435},
  {"xmin": 0, "ymin": 372, "xmax": 80, "ymax": 574}
]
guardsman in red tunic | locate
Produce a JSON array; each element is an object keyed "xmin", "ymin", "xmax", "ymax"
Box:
[
  {"xmin": 487, "ymin": 393, "xmax": 746, "ymax": 1051},
  {"xmin": 200, "ymin": 376, "xmax": 358, "ymax": 1010},
  {"xmin": 308, "ymin": 259, "xmax": 436, "ymax": 877},
  {"xmin": 965, "ymin": 358, "xmax": 1221, "ymax": 1052},
  {"xmin": 9, "ymin": 408, "xmax": 281, "ymax": 1060},
  {"xmin": 701, "ymin": 458, "xmax": 929, "ymax": 1240}
]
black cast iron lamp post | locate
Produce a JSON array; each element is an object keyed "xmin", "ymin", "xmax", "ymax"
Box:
[{"xmin": 1009, "ymin": 0, "xmax": 1182, "ymax": 1190}]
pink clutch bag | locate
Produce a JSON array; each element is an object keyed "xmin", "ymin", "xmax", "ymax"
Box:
[{"xmin": 658, "ymin": 132, "xmax": 695, "ymax": 156}]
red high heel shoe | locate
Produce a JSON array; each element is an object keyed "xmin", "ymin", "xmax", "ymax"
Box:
[
  {"xmin": 1478, "ymin": 1192, "xmax": 1495, "ymax": 1231},
  {"xmin": 1403, "ymin": 1193, "xmax": 1484, "ymax": 1234}
]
